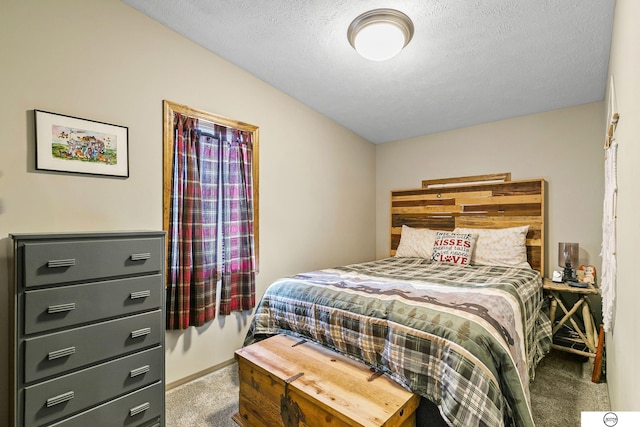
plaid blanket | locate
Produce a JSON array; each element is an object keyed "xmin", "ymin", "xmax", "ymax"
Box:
[{"xmin": 245, "ymin": 257, "xmax": 552, "ymax": 427}]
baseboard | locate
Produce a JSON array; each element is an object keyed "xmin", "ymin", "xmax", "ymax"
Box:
[{"xmin": 165, "ymin": 358, "xmax": 236, "ymax": 391}]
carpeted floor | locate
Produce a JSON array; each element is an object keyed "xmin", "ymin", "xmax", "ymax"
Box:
[
  {"xmin": 166, "ymin": 349, "xmax": 609, "ymax": 427},
  {"xmin": 529, "ymin": 350, "xmax": 610, "ymax": 426}
]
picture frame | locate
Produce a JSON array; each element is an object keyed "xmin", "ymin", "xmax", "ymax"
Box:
[{"xmin": 35, "ymin": 109, "xmax": 129, "ymax": 177}]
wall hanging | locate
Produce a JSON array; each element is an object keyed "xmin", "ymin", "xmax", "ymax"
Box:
[{"xmin": 34, "ymin": 109, "xmax": 129, "ymax": 177}]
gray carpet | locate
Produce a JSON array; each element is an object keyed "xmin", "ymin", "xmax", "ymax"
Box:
[
  {"xmin": 166, "ymin": 349, "xmax": 609, "ymax": 427},
  {"xmin": 530, "ymin": 350, "xmax": 610, "ymax": 426}
]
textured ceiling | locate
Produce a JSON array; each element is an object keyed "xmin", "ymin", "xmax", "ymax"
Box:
[{"xmin": 121, "ymin": 0, "xmax": 615, "ymax": 144}]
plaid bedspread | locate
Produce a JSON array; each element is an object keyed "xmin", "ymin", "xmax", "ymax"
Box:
[{"xmin": 245, "ymin": 257, "xmax": 552, "ymax": 427}]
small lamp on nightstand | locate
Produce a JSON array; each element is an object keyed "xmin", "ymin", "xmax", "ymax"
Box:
[{"xmin": 558, "ymin": 242, "xmax": 579, "ymax": 282}]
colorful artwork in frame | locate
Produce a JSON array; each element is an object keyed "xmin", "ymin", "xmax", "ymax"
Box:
[{"xmin": 35, "ymin": 110, "xmax": 129, "ymax": 177}]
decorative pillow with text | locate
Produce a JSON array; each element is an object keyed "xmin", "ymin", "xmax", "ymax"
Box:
[{"xmin": 430, "ymin": 231, "xmax": 478, "ymax": 266}]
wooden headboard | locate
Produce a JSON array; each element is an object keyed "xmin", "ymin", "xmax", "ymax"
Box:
[{"xmin": 390, "ymin": 173, "xmax": 546, "ymax": 276}]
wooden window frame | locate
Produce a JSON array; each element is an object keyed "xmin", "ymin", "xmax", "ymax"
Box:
[{"xmin": 162, "ymin": 100, "xmax": 260, "ymax": 272}]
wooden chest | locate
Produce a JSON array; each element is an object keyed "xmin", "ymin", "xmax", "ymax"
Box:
[{"xmin": 234, "ymin": 334, "xmax": 419, "ymax": 427}]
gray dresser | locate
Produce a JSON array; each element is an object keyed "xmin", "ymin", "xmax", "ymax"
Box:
[{"xmin": 11, "ymin": 231, "xmax": 166, "ymax": 427}]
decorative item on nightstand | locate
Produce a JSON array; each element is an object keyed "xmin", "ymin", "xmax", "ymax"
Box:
[
  {"xmin": 577, "ymin": 265, "xmax": 597, "ymax": 286},
  {"xmin": 558, "ymin": 242, "xmax": 579, "ymax": 282}
]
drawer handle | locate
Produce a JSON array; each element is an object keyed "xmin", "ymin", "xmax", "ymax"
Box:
[
  {"xmin": 46, "ymin": 391, "xmax": 74, "ymax": 407},
  {"xmin": 48, "ymin": 346, "xmax": 76, "ymax": 360},
  {"xmin": 130, "ymin": 365, "xmax": 150, "ymax": 378},
  {"xmin": 130, "ymin": 253, "xmax": 151, "ymax": 261},
  {"xmin": 48, "ymin": 302, "xmax": 76, "ymax": 314},
  {"xmin": 47, "ymin": 258, "xmax": 76, "ymax": 268},
  {"xmin": 130, "ymin": 290, "xmax": 151, "ymax": 300},
  {"xmin": 129, "ymin": 402, "xmax": 150, "ymax": 417},
  {"xmin": 131, "ymin": 327, "xmax": 151, "ymax": 339}
]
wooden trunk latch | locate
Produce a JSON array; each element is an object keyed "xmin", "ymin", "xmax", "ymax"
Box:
[{"xmin": 280, "ymin": 372, "xmax": 305, "ymax": 427}]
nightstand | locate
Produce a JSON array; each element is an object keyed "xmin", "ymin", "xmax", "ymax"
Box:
[
  {"xmin": 543, "ymin": 278, "xmax": 606, "ymax": 382},
  {"xmin": 543, "ymin": 278, "xmax": 600, "ymax": 358}
]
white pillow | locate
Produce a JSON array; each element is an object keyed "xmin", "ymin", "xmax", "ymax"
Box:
[
  {"xmin": 430, "ymin": 231, "xmax": 478, "ymax": 266},
  {"xmin": 454, "ymin": 226, "xmax": 531, "ymax": 269},
  {"xmin": 395, "ymin": 225, "xmax": 438, "ymax": 258}
]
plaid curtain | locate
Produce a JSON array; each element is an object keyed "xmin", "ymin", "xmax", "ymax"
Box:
[
  {"xmin": 166, "ymin": 113, "xmax": 217, "ymax": 330},
  {"xmin": 220, "ymin": 129, "xmax": 256, "ymax": 314},
  {"xmin": 166, "ymin": 115, "xmax": 255, "ymax": 329}
]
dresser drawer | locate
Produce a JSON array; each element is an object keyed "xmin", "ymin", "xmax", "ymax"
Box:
[
  {"xmin": 24, "ymin": 310, "xmax": 162, "ymax": 383},
  {"xmin": 24, "ymin": 346, "xmax": 162, "ymax": 426},
  {"xmin": 47, "ymin": 381, "xmax": 163, "ymax": 427},
  {"xmin": 22, "ymin": 238, "xmax": 163, "ymax": 288},
  {"xmin": 24, "ymin": 274, "xmax": 163, "ymax": 334}
]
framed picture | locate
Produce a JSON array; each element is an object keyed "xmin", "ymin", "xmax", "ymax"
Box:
[{"xmin": 35, "ymin": 110, "xmax": 129, "ymax": 177}]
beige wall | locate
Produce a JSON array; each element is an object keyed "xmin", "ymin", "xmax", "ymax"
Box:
[
  {"xmin": 0, "ymin": 0, "xmax": 376, "ymax": 422},
  {"xmin": 604, "ymin": 0, "xmax": 640, "ymax": 412},
  {"xmin": 375, "ymin": 102, "xmax": 606, "ymax": 280}
]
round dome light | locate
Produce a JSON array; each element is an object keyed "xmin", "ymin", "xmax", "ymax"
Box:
[{"xmin": 347, "ymin": 9, "xmax": 414, "ymax": 61}]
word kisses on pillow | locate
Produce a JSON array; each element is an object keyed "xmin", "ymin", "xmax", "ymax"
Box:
[{"xmin": 430, "ymin": 231, "xmax": 478, "ymax": 266}]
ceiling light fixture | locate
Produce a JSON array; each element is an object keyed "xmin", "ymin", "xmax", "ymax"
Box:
[{"xmin": 347, "ymin": 8, "xmax": 414, "ymax": 61}]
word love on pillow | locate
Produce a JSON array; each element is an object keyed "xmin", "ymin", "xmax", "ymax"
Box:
[{"xmin": 430, "ymin": 232, "xmax": 478, "ymax": 266}]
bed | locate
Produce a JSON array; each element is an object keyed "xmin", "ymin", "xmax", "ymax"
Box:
[{"xmin": 244, "ymin": 173, "xmax": 552, "ymax": 427}]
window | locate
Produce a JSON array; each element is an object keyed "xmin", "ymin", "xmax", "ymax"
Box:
[{"xmin": 163, "ymin": 100, "xmax": 259, "ymax": 329}]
